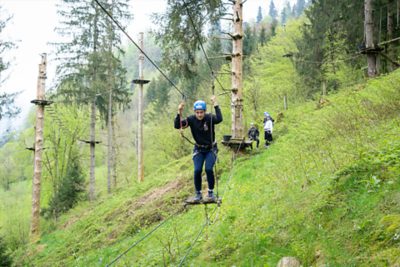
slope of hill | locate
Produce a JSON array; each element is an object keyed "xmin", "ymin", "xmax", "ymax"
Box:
[{"xmin": 14, "ymin": 68, "xmax": 400, "ymax": 266}]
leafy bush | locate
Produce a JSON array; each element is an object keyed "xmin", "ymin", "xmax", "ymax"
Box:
[{"xmin": 0, "ymin": 236, "xmax": 12, "ymax": 267}]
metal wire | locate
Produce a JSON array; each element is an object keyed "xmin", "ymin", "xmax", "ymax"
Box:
[{"xmin": 94, "ymin": 0, "xmax": 185, "ymax": 97}]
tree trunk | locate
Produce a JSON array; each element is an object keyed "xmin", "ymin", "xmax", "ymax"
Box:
[
  {"xmin": 107, "ymin": 86, "xmax": 112, "ymax": 194},
  {"xmin": 31, "ymin": 54, "xmax": 47, "ymax": 238},
  {"xmin": 112, "ymin": 115, "xmax": 117, "ymax": 187},
  {"xmin": 397, "ymin": 0, "xmax": 400, "ymax": 27},
  {"xmin": 364, "ymin": 0, "xmax": 378, "ymax": 77},
  {"xmin": 88, "ymin": 1, "xmax": 100, "ymax": 201},
  {"xmin": 387, "ymin": 2, "xmax": 395, "ymax": 71},
  {"xmin": 89, "ymin": 99, "xmax": 96, "ymax": 201},
  {"xmin": 137, "ymin": 32, "xmax": 144, "ymax": 182}
]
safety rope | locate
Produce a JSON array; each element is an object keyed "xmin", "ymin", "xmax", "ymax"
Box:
[
  {"xmin": 93, "ymin": 0, "xmax": 185, "ymax": 98},
  {"xmin": 106, "ymin": 209, "xmax": 182, "ymax": 266},
  {"xmin": 176, "ymin": 141, "xmax": 243, "ymax": 266}
]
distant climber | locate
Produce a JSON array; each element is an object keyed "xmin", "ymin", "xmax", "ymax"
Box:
[
  {"xmin": 263, "ymin": 112, "xmax": 274, "ymax": 147},
  {"xmin": 174, "ymin": 95, "xmax": 223, "ymax": 202},
  {"xmin": 248, "ymin": 122, "xmax": 260, "ymax": 149}
]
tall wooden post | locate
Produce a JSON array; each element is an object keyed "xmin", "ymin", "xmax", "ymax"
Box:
[
  {"xmin": 30, "ymin": 54, "xmax": 48, "ymax": 238},
  {"xmin": 387, "ymin": 4, "xmax": 395, "ymax": 71},
  {"xmin": 107, "ymin": 78, "xmax": 113, "ymax": 193},
  {"xmin": 132, "ymin": 33, "xmax": 149, "ymax": 182},
  {"xmin": 138, "ymin": 32, "xmax": 144, "ymax": 182},
  {"xmin": 364, "ymin": 0, "xmax": 378, "ymax": 77},
  {"xmin": 231, "ymin": 0, "xmax": 244, "ymax": 139},
  {"xmin": 89, "ymin": 97, "xmax": 96, "ymax": 201}
]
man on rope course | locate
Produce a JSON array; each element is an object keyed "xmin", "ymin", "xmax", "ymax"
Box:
[{"xmin": 174, "ymin": 95, "xmax": 223, "ymax": 203}]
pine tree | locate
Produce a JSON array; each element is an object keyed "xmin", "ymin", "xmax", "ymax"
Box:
[
  {"xmin": 207, "ymin": 20, "xmax": 224, "ymax": 70},
  {"xmin": 295, "ymin": 0, "xmax": 306, "ymax": 17},
  {"xmin": 268, "ymin": 0, "xmax": 278, "ymax": 19},
  {"xmin": 294, "ymin": 0, "xmax": 367, "ymax": 94},
  {"xmin": 259, "ymin": 26, "xmax": 267, "ymax": 46},
  {"xmin": 153, "ymin": 0, "xmax": 224, "ymax": 97},
  {"xmin": 243, "ymin": 23, "xmax": 256, "ymax": 56},
  {"xmin": 43, "ymin": 153, "xmax": 85, "ymax": 219},
  {"xmin": 281, "ymin": 1, "xmax": 292, "ymax": 25},
  {"xmin": 54, "ymin": 0, "xmax": 131, "ymax": 200},
  {"xmin": 256, "ymin": 6, "xmax": 263, "ymax": 23}
]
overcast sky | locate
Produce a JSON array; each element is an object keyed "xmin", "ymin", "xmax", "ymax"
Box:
[{"xmin": 0, "ymin": 0, "xmax": 294, "ymax": 133}]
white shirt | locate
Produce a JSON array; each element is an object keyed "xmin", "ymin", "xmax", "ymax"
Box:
[{"xmin": 263, "ymin": 119, "xmax": 273, "ymax": 133}]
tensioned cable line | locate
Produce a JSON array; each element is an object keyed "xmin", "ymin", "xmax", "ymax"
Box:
[
  {"xmin": 106, "ymin": 208, "xmax": 182, "ymax": 266},
  {"xmin": 93, "ymin": 0, "xmax": 185, "ymax": 98}
]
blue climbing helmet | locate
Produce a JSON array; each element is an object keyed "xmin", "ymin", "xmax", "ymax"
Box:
[
  {"xmin": 264, "ymin": 111, "xmax": 270, "ymax": 117},
  {"xmin": 193, "ymin": 100, "xmax": 206, "ymax": 111}
]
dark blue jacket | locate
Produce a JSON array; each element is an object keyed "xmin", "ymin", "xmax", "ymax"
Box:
[{"xmin": 174, "ymin": 106, "xmax": 223, "ymax": 147}]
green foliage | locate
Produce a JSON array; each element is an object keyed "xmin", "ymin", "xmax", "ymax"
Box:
[
  {"xmin": 294, "ymin": 0, "xmax": 365, "ymax": 92},
  {"xmin": 42, "ymin": 153, "xmax": 85, "ymax": 220},
  {"xmin": 243, "ymin": 23, "xmax": 257, "ymax": 57},
  {"xmin": 0, "ymin": 6, "xmax": 19, "ymax": 122},
  {"xmin": 152, "ymin": 0, "xmax": 224, "ymax": 95},
  {"xmin": 55, "ymin": 0, "xmax": 131, "ymax": 118},
  {"xmin": 244, "ymin": 19, "xmax": 305, "ymax": 122},
  {"xmin": 146, "ymin": 76, "xmax": 172, "ymax": 113},
  {"xmin": 0, "ymin": 236, "xmax": 12, "ymax": 267}
]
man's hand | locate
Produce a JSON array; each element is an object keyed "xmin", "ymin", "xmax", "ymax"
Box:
[
  {"xmin": 178, "ymin": 102, "xmax": 185, "ymax": 113},
  {"xmin": 210, "ymin": 95, "xmax": 218, "ymax": 107}
]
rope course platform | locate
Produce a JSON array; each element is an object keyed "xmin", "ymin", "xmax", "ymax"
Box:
[
  {"xmin": 132, "ymin": 79, "xmax": 150, "ymax": 85},
  {"xmin": 30, "ymin": 99, "xmax": 53, "ymax": 106},
  {"xmin": 79, "ymin": 139, "xmax": 102, "ymax": 144},
  {"xmin": 359, "ymin": 46, "xmax": 384, "ymax": 54},
  {"xmin": 221, "ymin": 137, "xmax": 252, "ymax": 150},
  {"xmin": 184, "ymin": 197, "xmax": 222, "ymax": 207}
]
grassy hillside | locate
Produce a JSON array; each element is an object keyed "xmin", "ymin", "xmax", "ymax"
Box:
[{"xmin": 13, "ymin": 64, "xmax": 400, "ymax": 266}]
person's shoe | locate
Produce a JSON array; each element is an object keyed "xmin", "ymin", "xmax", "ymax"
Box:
[
  {"xmin": 194, "ymin": 191, "xmax": 202, "ymax": 202},
  {"xmin": 207, "ymin": 190, "xmax": 216, "ymax": 201}
]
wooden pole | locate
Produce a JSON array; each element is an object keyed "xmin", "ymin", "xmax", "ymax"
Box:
[
  {"xmin": 231, "ymin": 0, "xmax": 244, "ymax": 139},
  {"xmin": 30, "ymin": 53, "xmax": 47, "ymax": 238},
  {"xmin": 397, "ymin": 0, "xmax": 400, "ymax": 27},
  {"xmin": 138, "ymin": 32, "xmax": 144, "ymax": 182},
  {"xmin": 387, "ymin": 4, "xmax": 395, "ymax": 71},
  {"xmin": 89, "ymin": 97, "xmax": 96, "ymax": 201},
  {"xmin": 107, "ymin": 78, "xmax": 113, "ymax": 193},
  {"xmin": 364, "ymin": 0, "xmax": 378, "ymax": 77}
]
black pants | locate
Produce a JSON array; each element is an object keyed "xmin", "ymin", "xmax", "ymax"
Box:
[
  {"xmin": 250, "ymin": 137, "xmax": 259, "ymax": 148},
  {"xmin": 264, "ymin": 131, "xmax": 273, "ymax": 146}
]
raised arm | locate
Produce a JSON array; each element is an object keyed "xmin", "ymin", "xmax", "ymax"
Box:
[
  {"xmin": 174, "ymin": 102, "xmax": 189, "ymax": 129},
  {"xmin": 211, "ymin": 95, "xmax": 223, "ymax": 124}
]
